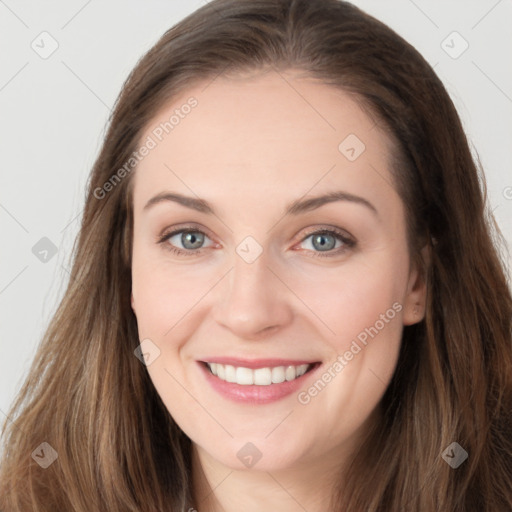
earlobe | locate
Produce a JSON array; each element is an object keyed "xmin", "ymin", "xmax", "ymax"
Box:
[{"xmin": 402, "ymin": 245, "xmax": 430, "ymax": 326}]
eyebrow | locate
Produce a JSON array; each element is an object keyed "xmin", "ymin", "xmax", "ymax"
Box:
[{"xmin": 143, "ymin": 190, "xmax": 379, "ymax": 218}]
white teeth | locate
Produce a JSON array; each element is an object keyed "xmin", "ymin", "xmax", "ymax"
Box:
[
  {"xmin": 285, "ymin": 365, "xmax": 296, "ymax": 381},
  {"xmin": 206, "ymin": 362, "xmax": 312, "ymax": 385},
  {"xmin": 236, "ymin": 367, "xmax": 254, "ymax": 385},
  {"xmin": 296, "ymin": 364, "xmax": 309, "ymax": 377},
  {"xmin": 254, "ymin": 367, "xmax": 272, "ymax": 385},
  {"xmin": 224, "ymin": 364, "xmax": 236, "ymax": 383},
  {"xmin": 271, "ymin": 366, "xmax": 285, "ymax": 384}
]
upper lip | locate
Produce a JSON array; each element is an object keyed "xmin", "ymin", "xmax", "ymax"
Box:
[{"xmin": 199, "ymin": 357, "xmax": 320, "ymax": 369}]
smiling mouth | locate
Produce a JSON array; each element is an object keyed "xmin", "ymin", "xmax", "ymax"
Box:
[{"xmin": 202, "ymin": 361, "xmax": 319, "ymax": 386}]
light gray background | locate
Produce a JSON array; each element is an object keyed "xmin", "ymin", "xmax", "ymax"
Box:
[{"xmin": 1, "ymin": 0, "xmax": 511, "ymax": 421}]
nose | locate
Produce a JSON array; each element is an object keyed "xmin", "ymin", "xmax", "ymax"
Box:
[{"xmin": 211, "ymin": 249, "xmax": 294, "ymax": 340}]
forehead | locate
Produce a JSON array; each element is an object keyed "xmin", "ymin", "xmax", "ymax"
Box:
[{"xmin": 132, "ymin": 69, "xmax": 397, "ymax": 213}]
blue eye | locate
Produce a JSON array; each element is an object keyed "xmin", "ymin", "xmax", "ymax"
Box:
[
  {"xmin": 159, "ymin": 228, "xmax": 214, "ymax": 256},
  {"xmin": 298, "ymin": 229, "xmax": 355, "ymax": 258},
  {"xmin": 157, "ymin": 226, "xmax": 355, "ymax": 258}
]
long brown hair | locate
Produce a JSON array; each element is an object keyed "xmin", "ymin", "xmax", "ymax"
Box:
[{"xmin": 1, "ymin": 0, "xmax": 511, "ymax": 510}]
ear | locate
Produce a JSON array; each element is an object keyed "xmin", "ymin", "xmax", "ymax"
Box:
[
  {"xmin": 131, "ymin": 291, "xmax": 136, "ymax": 314},
  {"xmin": 402, "ymin": 244, "xmax": 430, "ymax": 326}
]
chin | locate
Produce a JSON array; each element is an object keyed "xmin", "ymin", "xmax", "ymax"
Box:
[{"xmin": 199, "ymin": 435, "xmax": 313, "ymax": 473}]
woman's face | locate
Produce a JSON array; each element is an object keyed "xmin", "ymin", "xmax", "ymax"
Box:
[{"xmin": 130, "ymin": 69, "xmax": 426, "ymax": 473}]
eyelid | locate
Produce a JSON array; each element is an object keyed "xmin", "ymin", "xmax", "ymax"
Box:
[
  {"xmin": 296, "ymin": 225, "xmax": 354, "ymax": 243},
  {"xmin": 157, "ymin": 223, "xmax": 216, "ymax": 250},
  {"xmin": 292, "ymin": 225, "xmax": 356, "ymax": 257},
  {"xmin": 157, "ymin": 223, "xmax": 356, "ymax": 257},
  {"xmin": 157, "ymin": 222, "xmax": 214, "ymax": 242}
]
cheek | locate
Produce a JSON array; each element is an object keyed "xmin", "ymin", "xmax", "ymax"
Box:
[
  {"xmin": 290, "ymin": 258, "xmax": 407, "ymax": 419},
  {"xmin": 286, "ymin": 256, "xmax": 407, "ymax": 350},
  {"xmin": 131, "ymin": 243, "xmax": 215, "ymax": 337},
  {"xmin": 291, "ymin": 261, "xmax": 405, "ymax": 436},
  {"xmin": 132, "ymin": 244, "xmax": 409, "ymax": 345}
]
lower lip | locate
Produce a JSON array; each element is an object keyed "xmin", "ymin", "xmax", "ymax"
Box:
[{"xmin": 198, "ymin": 362, "xmax": 321, "ymax": 404}]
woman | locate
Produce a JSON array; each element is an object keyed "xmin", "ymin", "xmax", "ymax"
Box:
[{"xmin": 1, "ymin": 0, "xmax": 511, "ymax": 510}]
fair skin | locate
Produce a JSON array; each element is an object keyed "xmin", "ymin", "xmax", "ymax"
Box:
[{"xmin": 130, "ymin": 68, "xmax": 427, "ymax": 512}]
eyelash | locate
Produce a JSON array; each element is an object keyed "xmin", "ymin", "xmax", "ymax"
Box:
[{"xmin": 157, "ymin": 225, "xmax": 356, "ymax": 259}]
